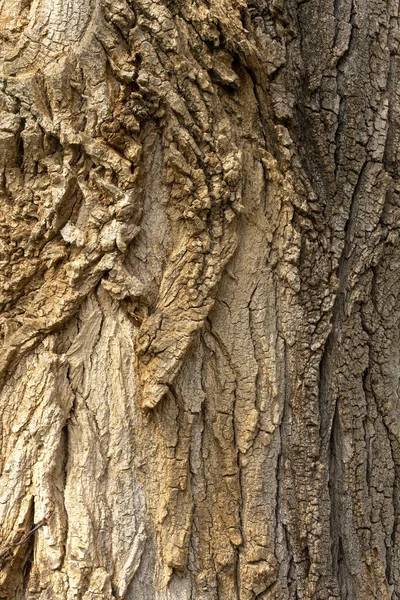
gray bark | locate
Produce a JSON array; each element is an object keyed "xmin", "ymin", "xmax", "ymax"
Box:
[{"xmin": 0, "ymin": 0, "xmax": 399, "ymax": 598}]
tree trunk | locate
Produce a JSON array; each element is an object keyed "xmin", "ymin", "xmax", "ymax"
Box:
[{"xmin": 0, "ymin": 0, "xmax": 399, "ymax": 598}]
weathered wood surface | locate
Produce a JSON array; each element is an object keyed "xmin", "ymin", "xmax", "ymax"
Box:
[{"xmin": 0, "ymin": 0, "xmax": 399, "ymax": 598}]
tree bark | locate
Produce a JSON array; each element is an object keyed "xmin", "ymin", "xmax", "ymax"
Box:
[{"xmin": 0, "ymin": 0, "xmax": 399, "ymax": 598}]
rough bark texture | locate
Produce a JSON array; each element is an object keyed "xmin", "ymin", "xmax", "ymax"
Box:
[{"xmin": 0, "ymin": 0, "xmax": 399, "ymax": 598}]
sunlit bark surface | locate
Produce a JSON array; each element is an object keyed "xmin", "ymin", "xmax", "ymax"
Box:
[{"xmin": 0, "ymin": 0, "xmax": 399, "ymax": 598}]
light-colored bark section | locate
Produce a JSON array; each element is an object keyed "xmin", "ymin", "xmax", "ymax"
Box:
[{"xmin": 0, "ymin": 0, "xmax": 399, "ymax": 599}]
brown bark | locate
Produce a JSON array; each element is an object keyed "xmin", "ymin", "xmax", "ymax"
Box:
[{"xmin": 0, "ymin": 0, "xmax": 399, "ymax": 598}]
